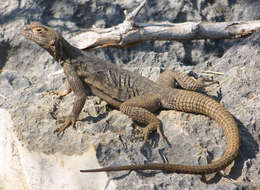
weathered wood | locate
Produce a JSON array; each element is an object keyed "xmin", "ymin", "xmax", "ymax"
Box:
[{"xmin": 69, "ymin": 0, "xmax": 260, "ymax": 49}]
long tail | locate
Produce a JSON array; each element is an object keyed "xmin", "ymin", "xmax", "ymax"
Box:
[{"xmin": 81, "ymin": 90, "xmax": 240, "ymax": 174}]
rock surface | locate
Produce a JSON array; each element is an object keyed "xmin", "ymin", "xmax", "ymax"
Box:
[
  {"xmin": 0, "ymin": 0, "xmax": 259, "ymax": 190},
  {"xmin": 0, "ymin": 109, "xmax": 116, "ymax": 190}
]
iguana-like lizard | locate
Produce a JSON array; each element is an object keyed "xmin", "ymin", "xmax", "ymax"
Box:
[{"xmin": 20, "ymin": 23, "xmax": 240, "ymax": 174}]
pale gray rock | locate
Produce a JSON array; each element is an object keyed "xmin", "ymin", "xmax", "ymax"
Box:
[
  {"xmin": 0, "ymin": 0, "xmax": 259, "ymax": 190},
  {"xmin": 0, "ymin": 108, "xmax": 115, "ymax": 190}
]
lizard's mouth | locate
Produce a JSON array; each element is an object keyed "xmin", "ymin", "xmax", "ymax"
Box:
[{"xmin": 20, "ymin": 26, "xmax": 33, "ymax": 40}]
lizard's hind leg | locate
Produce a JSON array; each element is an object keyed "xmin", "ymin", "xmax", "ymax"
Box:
[
  {"xmin": 120, "ymin": 95, "xmax": 163, "ymax": 147},
  {"xmin": 156, "ymin": 70, "xmax": 219, "ymax": 92}
]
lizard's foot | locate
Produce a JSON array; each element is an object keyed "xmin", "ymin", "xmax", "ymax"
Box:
[
  {"xmin": 54, "ymin": 115, "xmax": 77, "ymax": 136},
  {"xmin": 195, "ymin": 77, "xmax": 219, "ymax": 94},
  {"xmin": 48, "ymin": 90, "xmax": 71, "ymax": 99},
  {"xmin": 197, "ymin": 77, "xmax": 219, "ymax": 88},
  {"xmin": 134, "ymin": 121, "xmax": 162, "ymax": 148}
]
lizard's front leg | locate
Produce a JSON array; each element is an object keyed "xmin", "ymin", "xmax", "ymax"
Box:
[
  {"xmin": 54, "ymin": 64, "xmax": 87, "ymax": 136},
  {"xmin": 120, "ymin": 95, "xmax": 163, "ymax": 147},
  {"xmin": 54, "ymin": 94, "xmax": 86, "ymax": 135}
]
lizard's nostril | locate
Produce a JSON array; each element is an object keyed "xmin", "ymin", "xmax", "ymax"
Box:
[
  {"xmin": 20, "ymin": 26, "xmax": 27, "ymax": 34},
  {"xmin": 20, "ymin": 25, "xmax": 32, "ymax": 38}
]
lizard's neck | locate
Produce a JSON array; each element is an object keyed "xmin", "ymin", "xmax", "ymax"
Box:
[{"xmin": 49, "ymin": 36, "xmax": 82, "ymax": 67}]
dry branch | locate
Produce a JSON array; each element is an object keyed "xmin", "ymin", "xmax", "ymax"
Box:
[{"xmin": 69, "ymin": 0, "xmax": 260, "ymax": 50}]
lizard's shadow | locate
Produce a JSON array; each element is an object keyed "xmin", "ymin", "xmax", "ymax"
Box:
[
  {"xmin": 104, "ymin": 170, "xmax": 162, "ymax": 190},
  {"xmin": 203, "ymin": 116, "xmax": 258, "ymax": 184},
  {"xmin": 226, "ymin": 117, "xmax": 258, "ymax": 179},
  {"xmin": 80, "ymin": 112, "xmax": 108, "ymax": 123}
]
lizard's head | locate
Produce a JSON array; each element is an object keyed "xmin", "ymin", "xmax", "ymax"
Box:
[
  {"xmin": 20, "ymin": 23, "xmax": 59, "ymax": 52},
  {"xmin": 20, "ymin": 22, "xmax": 80, "ymax": 63},
  {"xmin": 20, "ymin": 23, "xmax": 69, "ymax": 61}
]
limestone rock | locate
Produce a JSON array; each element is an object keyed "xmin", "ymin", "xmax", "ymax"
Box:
[
  {"xmin": 0, "ymin": 109, "xmax": 115, "ymax": 190},
  {"xmin": 0, "ymin": 0, "xmax": 259, "ymax": 190}
]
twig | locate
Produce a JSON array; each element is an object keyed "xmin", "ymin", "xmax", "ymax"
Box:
[
  {"xmin": 250, "ymin": 94, "xmax": 260, "ymax": 101},
  {"xmin": 202, "ymin": 71, "xmax": 224, "ymax": 75},
  {"xmin": 47, "ymin": 69, "xmax": 64, "ymax": 78},
  {"xmin": 69, "ymin": 1, "xmax": 260, "ymax": 49},
  {"xmin": 125, "ymin": 0, "xmax": 146, "ymax": 21},
  {"xmin": 219, "ymin": 75, "xmax": 233, "ymax": 85},
  {"xmin": 0, "ymin": 94, "xmax": 7, "ymax": 99}
]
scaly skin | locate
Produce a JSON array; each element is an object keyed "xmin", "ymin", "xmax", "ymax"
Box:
[{"xmin": 20, "ymin": 23, "xmax": 240, "ymax": 174}]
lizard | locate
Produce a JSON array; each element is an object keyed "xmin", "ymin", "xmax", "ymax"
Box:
[{"xmin": 20, "ymin": 22, "xmax": 240, "ymax": 174}]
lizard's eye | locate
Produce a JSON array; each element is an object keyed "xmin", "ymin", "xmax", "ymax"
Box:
[{"xmin": 32, "ymin": 27, "xmax": 45, "ymax": 34}]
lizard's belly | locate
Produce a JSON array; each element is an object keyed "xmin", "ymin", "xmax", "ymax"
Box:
[
  {"xmin": 89, "ymin": 85, "xmax": 147, "ymax": 108},
  {"xmin": 89, "ymin": 86, "xmax": 124, "ymax": 108}
]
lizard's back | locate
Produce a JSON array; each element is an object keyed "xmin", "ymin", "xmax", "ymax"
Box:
[{"xmin": 76, "ymin": 52, "xmax": 163, "ymax": 103}]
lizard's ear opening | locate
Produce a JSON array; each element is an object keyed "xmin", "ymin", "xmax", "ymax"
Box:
[
  {"xmin": 49, "ymin": 35, "xmax": 60, "ymax": 47},
  {"xmin": 49, "ymin": 39, "xmax": 57, "ymax": 53},
  {"xmin": 50, "ymin": 39, "xmax": 55, "ymax": 48}
]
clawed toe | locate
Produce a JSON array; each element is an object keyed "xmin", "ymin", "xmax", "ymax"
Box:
[
  {"xmin": 198, "ymin": 77, "xmax": 220, "ymax": 88},
  {"xmin": 135, "ymin": 122, "xmax": 165, "ymax": 148},
  {"xmin": 54, "ymin": 126, "xmax": 66, "ymax": 137},
  {"xmin": 56, "ymin": 116, "xmax": 65, "ymax": 124},
  {"xmin": 54, "ymin": 116, "xmax": 77, "ymax": 136},
  {"xmin": 51, "ymin": 90, "xmax": 67, "ymax": 99},
  {"xmin": 133, "ymin": 126, "xmax": 157, "ymax": 148},
  {"xmin": 43, "ymin": 90, "xmax": 71, "ymax": 99}
]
